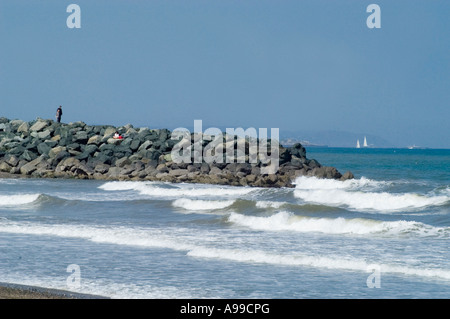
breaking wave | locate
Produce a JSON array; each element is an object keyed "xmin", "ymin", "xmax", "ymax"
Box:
[
  {"xmin": 1, "ymin": 219, "xmax": 449, "ymax": 281},
  {"xmin": 99, "ymin": 181, "xmax": 255, "ymax": 199},
  {"xmin": 227, "ymin": 211, "xmax": 449, "ymax": 237},
  {"xmin": 187, "ymin": 247, "xmax": 450, "ymax": 281},
  {"xmin": 0, "ymin": 194, "xmax": 41, "ymax": 207},
  {"xmin": 293, "ymin": 176, "xmax": 449, "ymax": 212},
  {"xmin": 172, "ymin": 198, "xmax": 235, "ymax": 211}
]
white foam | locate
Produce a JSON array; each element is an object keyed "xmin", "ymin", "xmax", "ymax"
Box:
[
  {"xmin": 0, "ymin": 275, "xmax": 198, "ymax": 299},
  {"xmin": 255, "ymin": 201, "xmax": 285, "ymax": 209},
  {"xmin": 228, "ymin": 211, "xmax": 449, "ymax": 236},
  {"xmin": 1, "ymin": 219, "xmax": 449, "ymax": 282},
  {"xmin": 98, "ymin": 181, "xmax": 144, "ymax": 191},
  {"xmin": 293, "ymin": 176, "xmax": 449, "ymax": 212},
  {"xmin": 0, "ymin": 221, "xmax": 194, "ymax": 251},
  {"xmin": 293, "ymin": 176, "xmax": 388, "ymax": 191},
  {"xmin": 294, "ymin": 188, "xmax": 448, "ymax": 212},
  {"xmin": 172, "ymin": 198, "xmax": 235, "ymax": 211},
  {"xmin": 0, "ymin": 194, "xmax": 40, "ymax": 206},
  {"xmin": 99, "ymin": 181, "xmax": 255, "ymax": 199},
  {"xmin": 187, "ymin": 247, "xmax": 450, "ymax": 280}
]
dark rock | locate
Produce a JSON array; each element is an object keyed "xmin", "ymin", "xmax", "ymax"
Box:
[
  {"xmin": 67, "ymin": 143, "xmax": 81, "ymax": 152},
  {"xmin": 0, "ymin": 161, "xmax": 11, "ymax": 172},
  {"xmin": 4, "ymin": 154, "xmax": 20, "ymax": 167},
  {"xmin": 37, "ymin": 142, "xmax": 51, "ymax": 155},
  {"xmin": 20, "ymin": 149, "xmax": 38, "ymax": 162},
  {"xmin": 341, "ymin": 171, "xmax": 355, "ymax": 181},
  {"xmin": 92, "ymin": 153, "xmax": 112, "ymax": 165},
  {"xmin": 20, "ymin": 155, "xmax": 48, "ymax": 175},
  {"xmin": 289, "ymin": 143, "xmax": 306, "ymax": 158},
  {"xmin": 8, "ymin": 145, "xmax": 26, "ymax": 156},
  {"xmin": 94, "ymin": 163, "xmax": 110, "ymax": 174},
  {"xmin": 0, "ymin": 118, "xmax": 354, "ymax": 187},
  {"xmin": 307, "ymin": 158, "xmax": 321, "ymax": 169},
  {"xmin": 73, "ymin": 131, "xmax": 88, "ymax": 144},
  {"xmin": 0, "ymin": 117, "xmax": 9, "ymax": 124},
  {"xmin": 279, "ymin": 147, "xmax": 292, "ymax": 165},
  {"xmin": 309, "ymin": 166, "xmax": 342, "ymax": 179}
]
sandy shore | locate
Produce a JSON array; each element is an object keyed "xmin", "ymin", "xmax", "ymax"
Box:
[{"xmin": 0, "ymin": 282, "xmax": 109, "ymax": 299}]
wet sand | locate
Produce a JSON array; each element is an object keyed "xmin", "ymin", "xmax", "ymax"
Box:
[{"xmin": 0, "ymin": 282, "xmax": 109, "ymax": 299}]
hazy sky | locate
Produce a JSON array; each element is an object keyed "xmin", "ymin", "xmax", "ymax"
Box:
[{"xmin": 0, "ymin": 0, "xmax": 449, "ymax": 148}]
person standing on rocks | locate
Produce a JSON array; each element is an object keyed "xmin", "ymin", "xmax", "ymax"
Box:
[{"xmin": 56, "ymin": 106, "xmax": 63, "ymax": 123}]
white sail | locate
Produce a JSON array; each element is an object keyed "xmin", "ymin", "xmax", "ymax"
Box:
[
  {"xmin": 356, "ymin": 139, "xmax": 360, "ymax": 148},
  {"xmin": 363, "ymin": 136, "xmax": 368, "ymax": 147}
]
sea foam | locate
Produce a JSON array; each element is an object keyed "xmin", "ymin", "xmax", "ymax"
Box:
[
  {"xmin": 293, "ymin": 176, "xmax": 449, "ymax": 212},
  {"xmin": 228, "ymin": 211, "xmax": 449, "ymax": 237},
  {"xmin": 0, "ymin": 194, "xmax": 40, "ymax": 206},
  {"xmin": 187, "ymin": 247, "xmax": 450, "ymax": 280},
  {"xmin": 99, "ymin": 181, "xmax": 255, "ymax": 198},
  {"xmin": 1, "ymin": 219, "xmax": 449, "ymax": 281},
  {"xmin": 172, "ymin": 198, "xmax": 235, "ymax": 211}
]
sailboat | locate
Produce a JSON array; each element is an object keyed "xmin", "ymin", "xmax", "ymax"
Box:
[
  {"xmin": 356, "ymin": 139, "xmax": 360, "ymax": 148},
  {"xmin": 363, "ymin": 136, "xmax": 368, "ymax": 148}
]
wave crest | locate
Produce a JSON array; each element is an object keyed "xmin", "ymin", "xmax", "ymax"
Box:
[
  {"xmin": 228, "ymin": 211, "xmax": 449, "ymax": 237},
  {"xmin": 0, "ymin": 194, "xmax": 41, "ymax": 207},
  {"xmin": 99, "ymin": 181, "xmax": 255, "ymax": 199},
  {"xmin": 172, "ymin": 198, "xmax": 235, "ymax": 211},
  {"xmin": 293, "ymin": 176, "xmax": 449, "ymax": 212}
]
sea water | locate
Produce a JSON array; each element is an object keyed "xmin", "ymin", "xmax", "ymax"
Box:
[{"xmin": 0, "ymin": 148, "xmax": 448, "ymax": 298}]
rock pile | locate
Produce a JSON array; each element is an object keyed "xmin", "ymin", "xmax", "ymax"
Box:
[{"xmin": 0, "ymin": 117, "xmax": 354, "ymax": 187}]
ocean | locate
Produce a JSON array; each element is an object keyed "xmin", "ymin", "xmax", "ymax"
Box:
[{"xmin": 0, "ymin": 147, "xmax": 449, "ymax": 299}]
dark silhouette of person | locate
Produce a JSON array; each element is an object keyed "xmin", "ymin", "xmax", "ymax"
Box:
[{"xmin": 56, "ymin": 106, "xmax": 63, "ymax": 123}]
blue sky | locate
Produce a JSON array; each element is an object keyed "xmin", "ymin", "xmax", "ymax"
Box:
[{"xmin": 0, "ymin": 0, "xmax": 449, "ymax": 148}]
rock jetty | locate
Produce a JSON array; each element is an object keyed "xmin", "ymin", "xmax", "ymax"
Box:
[{"xmin": 0, "ymin": 117, "xmax": 354, "ymax": 188}]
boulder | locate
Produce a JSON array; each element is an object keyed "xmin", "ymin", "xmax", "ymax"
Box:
[
  {"xmin": 21, "ymin": 149, "xmax": 38, "ymax": 162},
  {"xmin": 17, "ymin": 122, "xmax": 29, "ymax": 134},
  {"xmin": 8, "ymin": 145, "xmax": 26, "ymax": 156},
  {"xmin": 289, "ymin": 143, "xmax": 306, "ymax": 158},
  {"xmin": 309, "ymin": 166, "xmax": 342, "ymax": 179},
  {"xmin": 87, "ymin": 135, "xmax": 102, "ymax": 145},
  {"xmin": 129, "ymin": 139, "xmax": 141, "ymax": 151},
  {"xmin": 169, "ymin": 169, "xmax": 189, "ymax": 177},
  {"xmin": 29, "ymin": 120, "xmax": 48, "ymax": 132},
  {"xmin": 5, "ymin": 154, "xmax": 20, "ymax": 167},
  {"xmin": 0, "ymin": 123, "xmax": 11, "ymax": 132},
  {"xmin": 37, "ymin": 130, "xmax": 51, "ymax": 140},
  {"xmin": 103, "ymin": 127, "xmax": 116, "ymax": 139},
  {"xmin": 340, "ymin": 171, "xmax": 354, "ymax": 181},
  {"xmin": 73, "ymin": 131, "xmax": 88, "ymax": 144},
  {"xmin": 94, "ymin": 163, "xmax": 110, "ymax": 174},
  {"xmin": 56, "ymin": 157, "xmax": 81, "ymax": 172},
  {"xmin": 0, "ymin": 162, "xmax": 11, "ymax": 172},
  {"xmin": 115, "ymin": 157, "xmax": 131, "ymax": 168},
  {"xmin": 107, "ymin": 138, "xmax": 122, "ymax": 145},
  {"xmin": 37, "ymin": 142, "xmax": 51, "ymax": 155},
  {"xmin": 20, "ymin": 155, "xmax": 48, "ymax": 175}
]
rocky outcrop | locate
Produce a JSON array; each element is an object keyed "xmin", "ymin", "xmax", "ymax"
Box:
[{"xmin": 0, "ymin": 117, "xmax": 354, "ymax": 187}]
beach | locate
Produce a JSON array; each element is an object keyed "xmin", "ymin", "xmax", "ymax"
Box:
[
  {"xmin": 0, "ymin": 148, "xmax": 448, "ymax": 299},
  {"xmin": 0, "ymin": 282, "xmax": 108, "ymax": 299}
]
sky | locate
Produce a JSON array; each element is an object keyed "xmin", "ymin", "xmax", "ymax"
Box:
[{"xmin": 0, "ymin": 0, "xmax": 449, "ymax": 148}]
